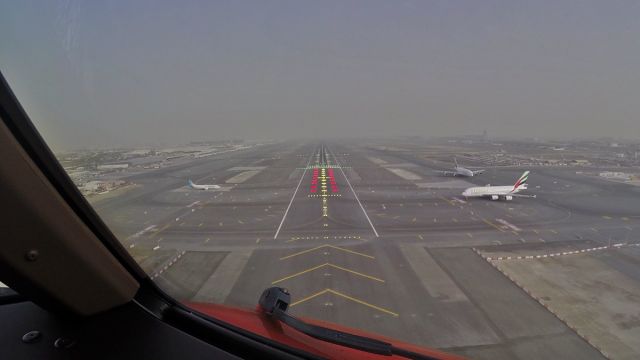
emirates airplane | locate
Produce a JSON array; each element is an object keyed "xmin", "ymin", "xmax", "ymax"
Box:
[
  {"xmin": 462, "ymin": 171, "xmax": 536, "ymax": 201},
  {"xmin": 188, "ymin": 179, "xmax": 221, "ymax": 190},
  {"xmin": 438, "ymin": 158, "xmax": 485, "ymax": 177}
]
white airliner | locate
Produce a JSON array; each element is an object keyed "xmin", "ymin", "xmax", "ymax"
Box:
[
  {"xmin": 188, "ymin": 179, "xmax": 220, "ymax": 190},
  {"xmin": 439, "ymin": 158, "xmax": 485, "ymax": 177},
  {"xmin": 462, "ymin": 171, "xmax": 535, "ymax": 201}
]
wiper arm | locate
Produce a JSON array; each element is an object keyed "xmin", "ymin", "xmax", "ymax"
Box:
[{"xmin": 258, "ymin": 287, "xmax": 440, "ymax": 360}]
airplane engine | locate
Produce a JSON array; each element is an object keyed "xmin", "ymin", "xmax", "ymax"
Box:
[
  {"xmin": 505, "ymin": 195, "xmax": 513, "ymax": 201},
  {"xmin": 490, "ymin": 195, "xmax": 499, "ymax": 200}
]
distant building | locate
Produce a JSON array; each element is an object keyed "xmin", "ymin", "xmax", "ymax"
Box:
[
  {"xmin": 599, "ymin": 172, "xmax": 631, "ymax": 181},
  {"xmin": 97, "ymin": 163, "xmax": 129, "ymax": 170},
  {"xmin": 571, "ymin": 160, "xmax": 590, "ymax": 165}
]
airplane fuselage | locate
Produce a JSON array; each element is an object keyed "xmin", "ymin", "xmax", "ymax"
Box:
[{"xmin": 454, "ymin": 167, "xmax": 475, "ymax": 177}]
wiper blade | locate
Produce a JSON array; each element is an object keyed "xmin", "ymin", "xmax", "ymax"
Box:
[{"xmin": 258, "ymin": 287, "xmax": 440, "ymax": 360}]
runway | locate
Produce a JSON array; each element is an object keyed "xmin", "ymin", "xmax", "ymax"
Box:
[{"xmin": 90, "ymin": 139, "xmax": 640, "ymax": 359}]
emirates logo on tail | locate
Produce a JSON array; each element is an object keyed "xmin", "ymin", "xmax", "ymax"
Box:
[{"xmin": 512, "ymin": 171, "xmax": 530, "ymax": 191}]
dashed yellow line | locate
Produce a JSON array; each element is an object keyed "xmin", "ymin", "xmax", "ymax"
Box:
[
  {"xmin": 290, "ymin": 288, "xmax": 398, "ymax": 317},
  {"xmin": 271, "ymin": 263, "xmax": 384, "ymax": 284}
]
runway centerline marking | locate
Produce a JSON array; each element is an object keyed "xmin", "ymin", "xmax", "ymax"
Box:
[
  {"xmin": 273, "ymin": 148, "xmax": 315, "ymax": 239},
  {"xmin": 327, "ymin": 147, "xmax": 379, "ymax": 237}
]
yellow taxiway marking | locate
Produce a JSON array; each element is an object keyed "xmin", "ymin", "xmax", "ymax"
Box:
[
  {"xmin": 149, "ymin": 223, "xmax": 171, "ymax": 238},
  {"xmin": 290, "ymin": 289, "xmax": 398, "ymax": 317},
  {"xmin": 280, "ymin": 244, "xmax": 374, "ymax": 260},
  {"xmin": 439, "ymin": 197, "xmax": 455, "ymax": 206},
  {"xmin": 482, "ymin": 218, "xmax": 505, "ymax": 232},
  {"xmin": 272, "ymin": 263, "xmax": 384, "ymax": 284}
]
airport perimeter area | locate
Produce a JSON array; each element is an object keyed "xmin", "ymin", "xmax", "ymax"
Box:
[{"xmin": 87, "ymin": 139, "xmax": 640, "ymax": 360}]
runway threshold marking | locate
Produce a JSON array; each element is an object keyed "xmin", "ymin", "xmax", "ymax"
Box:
[
  {"xmin": 328, "ymin": 147, "xmax": 379, "ymax": 237},
  {"xmin": 273, "ymin": 149, "xmax": 315, "ymax": 240},
  {"xmin": 271, "ymin": 263, "xmax": 384, "ymax": 284},
  {"xmin": 280, "ymin": 244, "xmax": 374, "ymax": 260},
  {"xmin": 290, "ymin": 288, "xmax": 398, "ymax": 317}
]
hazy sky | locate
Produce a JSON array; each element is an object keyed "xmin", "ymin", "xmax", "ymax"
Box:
[{"xmin": 2, "ymin": 1, "xmax": 640, "ymax": 150}]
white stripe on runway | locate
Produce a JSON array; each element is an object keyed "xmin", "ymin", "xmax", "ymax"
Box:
[
  {"xmin": 328, "ymin": 147, "xmax": 379, "ymax": 237},
  {"xmin": 273, "ymin": 147, "xmax": 315, "ymax": 239}
]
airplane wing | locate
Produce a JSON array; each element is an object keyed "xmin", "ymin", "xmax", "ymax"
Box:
[
  {"xmin": 509, "ymin": 193, "xmax": 536, "ymax": 198},
  {"xmin": 436, "ymin": 171, "xmax": 456, "ymax": 177}
]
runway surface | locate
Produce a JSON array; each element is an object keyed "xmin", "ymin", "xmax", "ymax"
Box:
[{"xmin": 91, "ymin": 140, "xmax": 640, "ymax": 359}]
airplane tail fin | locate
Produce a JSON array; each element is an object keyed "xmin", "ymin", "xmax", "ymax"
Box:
[
  {"xmin": 513, "ymin": 171, "xmax": 530, "ymax": 190},
  {"xmin": 188, "ymin": 179, "xmax": 195, "ymax": 187},
  {"xmin": 454, "ymin": 157, "xmax": 458, "ymax": 168}
]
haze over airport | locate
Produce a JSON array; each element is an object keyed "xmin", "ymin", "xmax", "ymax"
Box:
[{"xmin": 2, "ymin": 1, "xmax": 640, "ymax": 150}]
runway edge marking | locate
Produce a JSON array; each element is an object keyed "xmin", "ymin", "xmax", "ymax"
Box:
[
  {"xmin": 328, "ymin": 147, "xmax": 379, "ymax": 237},
  {"xmin": 273, "ymin": 147, "xmax": 315, "ymax": 239}
]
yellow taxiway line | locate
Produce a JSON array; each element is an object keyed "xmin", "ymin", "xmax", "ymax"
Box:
[{"xmin": 290, "ymin": 288, "xmax": 399, "ymax": 317}]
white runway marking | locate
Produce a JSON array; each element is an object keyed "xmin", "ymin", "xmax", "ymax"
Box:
[
  {"xmin": 273, "ymin": 148, "xmax": 315, "ymax": 239},
  {"xmin": 328, "ymin": 147, "xmax": 379, "ymax": 237}
]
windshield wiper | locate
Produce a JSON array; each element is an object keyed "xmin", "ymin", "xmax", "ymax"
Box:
[{"xmin": 258, "ymin": 287, "xmax": 440, "ymax": 360}]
